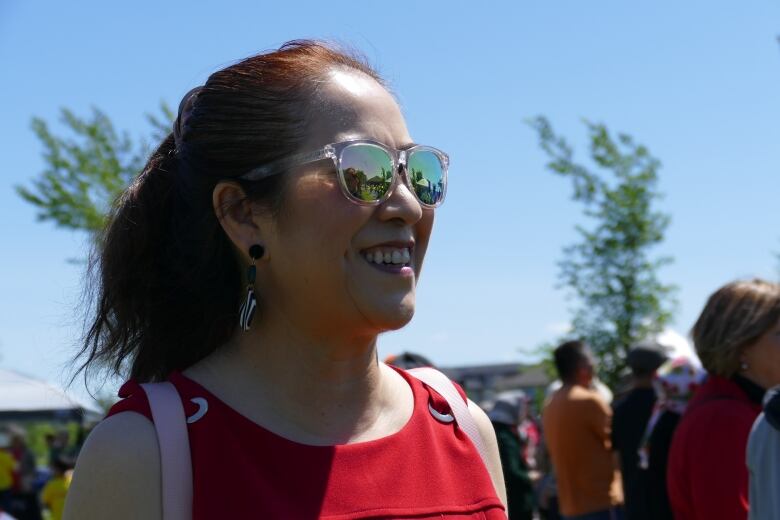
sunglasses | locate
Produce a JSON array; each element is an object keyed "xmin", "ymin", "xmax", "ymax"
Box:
[{"xmin": 239, "ymin": 139, "xmax": 449, "ymax": 208}]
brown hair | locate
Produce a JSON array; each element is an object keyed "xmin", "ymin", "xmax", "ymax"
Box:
[
  {"xmin": 77, "ymin": 41, "xmax": 382, "ymax": 384},
  {"xmin": 692, "ymin": 278, "xmax": 780, "ymax": 377}
]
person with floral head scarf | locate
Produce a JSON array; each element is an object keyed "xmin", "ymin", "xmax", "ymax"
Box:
[{"xmin": 638, "ymin": 357, "xmax": 705, "ymax": 520}]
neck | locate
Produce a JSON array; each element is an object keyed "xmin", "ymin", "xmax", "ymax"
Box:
[
  {"xmin": 737, "ymin": 369, "xmax": 769, "ymax": 392},
  {"xmin": 632, "ymin": 376, "xmax": 654, "ymax": 389},
  {"xmin": 185, "ymin": 308, "xmax": 410, "ymax": 445},
  {"xmin": 732, "ymin": 372, "xmax": 767, "ymax": 405}
]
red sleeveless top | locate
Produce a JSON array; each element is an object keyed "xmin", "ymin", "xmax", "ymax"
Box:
[{"xmin": 107, "ymin": 368, "xmax": 506, "ymax": 519}]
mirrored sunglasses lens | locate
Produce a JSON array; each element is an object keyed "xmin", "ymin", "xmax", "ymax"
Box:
[
  {"xmin": 340, "ymin": 145, "xmax": 393, "ymax": 202},
  {"xmin": 407, "ymin": 150, "xmax": 445, "ymax": 206}
]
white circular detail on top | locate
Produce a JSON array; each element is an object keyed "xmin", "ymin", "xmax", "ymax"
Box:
[
  {"xmin": 187, "ymin": 397, "xmax": 209, "ymax": 424},
  {"xmin": 428, "ymin": 402, "xmax": 455, "ymax": 424}
]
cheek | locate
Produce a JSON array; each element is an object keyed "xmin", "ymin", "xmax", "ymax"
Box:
[
  {"xmin": 745, "ymin": 338, "xmax": 780, "ymax": 377},
  {"xmin": 278, "ymin": 177, "xmax": 370, "ymax": 276},
  {"xmin": 413, "ymin": 211, "xmax": 435, "ymax": 272}
]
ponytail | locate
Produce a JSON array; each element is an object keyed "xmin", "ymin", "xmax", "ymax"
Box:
[{"xmin": 80, "ymin": 134, "xmax": 240, "ymax": 383}]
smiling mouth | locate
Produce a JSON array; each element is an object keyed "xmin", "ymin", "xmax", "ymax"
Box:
[{"xmin": 360, "ymin": 246, "xmax": 413, "ymax": 270}]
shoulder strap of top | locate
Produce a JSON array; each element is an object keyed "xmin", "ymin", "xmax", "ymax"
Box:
[
  {"xmin": 406, "ymin": 367, "xmax": 490, "ymax": 468},
  {"xmin": 140, "ymin": 382, "xmax": 193, "ymax": 520}
]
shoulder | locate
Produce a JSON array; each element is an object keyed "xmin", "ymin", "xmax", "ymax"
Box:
[
  {"xmin": 468, "ymin": 398, "xmax": 498, "ymax": 447},
  {"xmin": 612, "ymin": 396, "xmax": 628, "ymax": 415},
  {"xmin": 748, "ymin": 413, "xmax": 773, "ymax": 453},
  {"xmin": 64, "ymin": 412, "xmax": 162, "ymax": 520},
  {"xmin": 467, "ymin": 399, "xmax": 508, "ymax": 510},
  {"xmin": 105, "ymin": 380, "xmax": 153, "ymax": 420},
  {"xmin": 568, "ymin": 386, "xmax": 611, "ymax": 417},
  {"xmin": 673, "ymin": 397, "xmax": 758, "ymax": 471},
  {"xmin": 684, "ymin": 393, "xmax": 759, "ymax": 436}
]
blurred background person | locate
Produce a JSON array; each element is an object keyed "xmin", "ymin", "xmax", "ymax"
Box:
[
  {"xmin": 489, "ymin": 391, "xmax": 535, "ymax": 520},
  {"xmin": 383, "ymin": 351, "xmax": 435, "ymax": 370},
  {"xmin": 535, "ymin": 436, "xmax": 560, "ymax": 520},
  {"xmin": 0, "ymin": 431, "xmax": 16, "ymax": 515},
  {"xmin": 747, "ymin": 386, "xmax": 780, "ymax": 519},
  {"xmin": 46, "ymin": 432, "xmax": 70, "ymax": 469},
  {"xmin": 637, "ymin": 356, "xmax": 704, "ymax": 520},
  {"xmin": 8, "ymin": 428, "xmax": 41, "ymax": 520},
  {"xmin": 611, "ymin": 341, "xmax": 666, "ymax": 520},
  {"xmin": 518, "ymin": 395, "xmax": 541, "ymax": 474},
  {"xmin": 668, "ymin": 278, "xmax": 780, "ymax": 519},
  {"xmin": 40, "ymin": 458, "xmax": 71, "ymax": 520},
  {"xmin": 543, "ymin": 340, "xmax": 623, "ymax": 520}
]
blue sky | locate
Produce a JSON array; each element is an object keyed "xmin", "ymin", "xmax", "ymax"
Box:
[{"xmin": 1, "ymin": 1, "xmax": 778, "ymax": 403}]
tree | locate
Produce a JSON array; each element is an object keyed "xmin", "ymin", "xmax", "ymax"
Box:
[
  {"xmin": 529, "ymin": 116, "xmax": 676, "ymax": 387},
  {"xmin": 16, "ymin": 103, "xmax": 174, "ymax": 239}
]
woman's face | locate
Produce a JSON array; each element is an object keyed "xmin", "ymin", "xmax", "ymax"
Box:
[
  {"xmin": 741, "ymin": 317, "xmax": 780, "ymax": 388},
  {"xmin": 259, "ymin": 70, "xmax": 434, "ymax": 343}
]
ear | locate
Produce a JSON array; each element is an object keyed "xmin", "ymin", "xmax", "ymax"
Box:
[{"xmin": 212, "ymin": 181, "xmax": 267, "ymax": 259}]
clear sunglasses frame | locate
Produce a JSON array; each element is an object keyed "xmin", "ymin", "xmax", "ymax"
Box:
[{"xmin": 239, "ymin": 139, "xmax": 449, "ymax": 209}]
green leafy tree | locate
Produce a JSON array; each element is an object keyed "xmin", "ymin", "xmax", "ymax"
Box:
[
  {"xmin": 17, "ymin": 103, "xmax": 174, "ymax": 238},
  {"xmin": 529, "ymin": 116, "xmax": 676, "ymax": 387}
]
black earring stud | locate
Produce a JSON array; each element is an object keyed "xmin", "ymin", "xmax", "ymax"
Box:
[{"xmin": 239, "ymin": 244, "xmax": 264, "ymax": 331}]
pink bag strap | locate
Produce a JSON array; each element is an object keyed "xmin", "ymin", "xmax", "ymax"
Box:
[
  {"xmin": 140, "ymin": 382, "xmax": 193, "ymax": 520},
  {"xmin": 406, "ymin": 367, "xmax": 490, "ymax": 468}
]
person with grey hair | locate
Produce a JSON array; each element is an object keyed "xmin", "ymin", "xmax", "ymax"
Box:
[
  {"xmin": 747, "ymin": 387, "xmax": 780, "ymax": 519},
  {"xmin": 490, "ymin": 391, "xmax": 535, "ymax": 520}
]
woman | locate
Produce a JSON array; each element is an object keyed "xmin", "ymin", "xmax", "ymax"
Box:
[
  {"xmin": 667, "ymin": 279, "xmax": 780, "ymax": 519},
  {"xmin": 64, "ymin": 41, "xmax": 507, "ymax": 519}
]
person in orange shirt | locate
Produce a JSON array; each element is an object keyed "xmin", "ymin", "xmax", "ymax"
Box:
[{"xmin": 542, "ymin": 341, "xmax": 624, "ymax": 520}]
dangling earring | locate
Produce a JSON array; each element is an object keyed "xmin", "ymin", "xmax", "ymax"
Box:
[
  {"xmin": 741, "ymin": 360, "xmax": 749, "ymax": 371},
  {"xmin": 239, "ymin": 244, "xmax": 264, "ymax": 331}
]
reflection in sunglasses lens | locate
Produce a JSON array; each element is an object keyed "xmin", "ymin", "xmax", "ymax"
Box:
[
  {"xmin": 340, "ymin": 145, "xmax": 393, "ymax": 202},
  {"xmin": 407, "ymin": 150, "xmax": 444, "ymax": 206}
]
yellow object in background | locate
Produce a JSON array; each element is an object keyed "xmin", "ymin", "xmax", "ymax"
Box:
[{"xmin": 41, "ymin": 474, "xmax": 71, "ymax": 520}]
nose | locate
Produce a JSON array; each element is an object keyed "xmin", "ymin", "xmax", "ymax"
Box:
[{"xmin": 375, "ymin": 166, "xmax": 423, "ymax": 225}]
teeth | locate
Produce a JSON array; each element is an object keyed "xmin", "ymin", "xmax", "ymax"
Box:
[{"xmin": 363, "ymin": 247, "xmax": 412, "ymax": 266}]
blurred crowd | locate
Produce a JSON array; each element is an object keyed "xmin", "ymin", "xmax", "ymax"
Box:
[
  {"xmin": 484, "ymin": 277, "xmax": 780, "ymax": 520},
  {"xmin": 0, "ymin": 429, "xmax": 78, "ymax": 520}
]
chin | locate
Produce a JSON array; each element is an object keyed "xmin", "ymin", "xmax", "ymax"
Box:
[{"xmin": 365, "ymin": 296, "xmax": 416, "ymax": 332}]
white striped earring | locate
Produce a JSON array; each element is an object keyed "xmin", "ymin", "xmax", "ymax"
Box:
[{"xmin": 239, "ymin": 244, "xmax": 264, "ymax": 331}]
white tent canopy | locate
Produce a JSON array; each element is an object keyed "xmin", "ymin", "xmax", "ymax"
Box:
[{"xmin": 0, "ymin": 368, "xmax": 102, "ymax": 422}]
